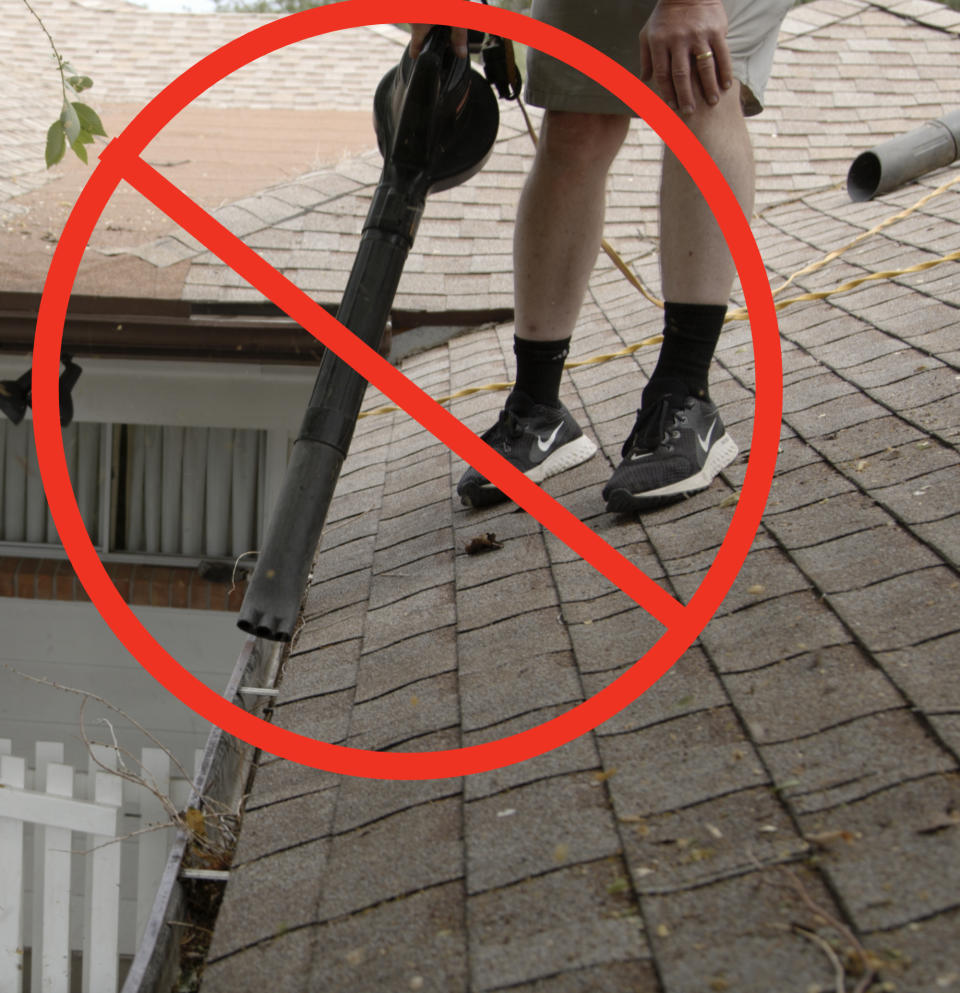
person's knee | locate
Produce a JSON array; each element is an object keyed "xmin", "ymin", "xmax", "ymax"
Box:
[
  {"xmin": 681, "ymin": 83, "xmax": 747, "ymax": 140},
  {"xmin": 539, "ymin": 111, "xmax": 630, "ymax": 172}
]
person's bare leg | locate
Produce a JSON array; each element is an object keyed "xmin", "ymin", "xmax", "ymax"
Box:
[
  {"xmin": 513, "ymin": 110, "xmax": 630, "ymax": 342},
  {"xmin": 456, "ymin": 111, "xmax": 625, "ymax": 508},
  {"xmin": 660, "ymin": 82, "xmax": 755, "ymax": 304},
  {"xmin": 603, "ymin": 84, "xmax": 756, "ymax": 513}
]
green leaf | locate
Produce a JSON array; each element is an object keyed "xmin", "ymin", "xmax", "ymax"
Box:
[
  {"xmin": 70, "ymin": 128, "xmax": 95, "ymax": 164},
  {"xmin": 60, "ymin": 99, "xmax": 81, "ymax": 145},
  {"xmin": 72, "ymin": 102, "xmax": 106, "ymax": 137},
  {"xmin": 67, "ymin": 75, "xmax": 94, "ymax": 93},
  {"xmin": 45, "ymin": 120, "xmax": 66, "ymax": 168}
]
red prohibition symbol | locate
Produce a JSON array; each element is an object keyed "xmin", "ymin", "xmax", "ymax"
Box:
[{"xmin": 33, "ymin": 0, "xmax": 782, "ymax": 780}]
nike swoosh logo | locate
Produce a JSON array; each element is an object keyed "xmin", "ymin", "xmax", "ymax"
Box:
[
  {"xmin": 629, "ymin": 451, "xmax": 653, "ymax": 461},
  {"xmin": 698, "ymin": 419, "xmax": 718, "ymax": 453},
  {"xmin": 536, "ymin": 422, "xmax": 563, "ymax": 453}
]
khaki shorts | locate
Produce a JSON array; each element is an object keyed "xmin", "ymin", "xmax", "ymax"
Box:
[{"xmin": 525, "ymin": 0, "xmax": 795, "ymax": 116}]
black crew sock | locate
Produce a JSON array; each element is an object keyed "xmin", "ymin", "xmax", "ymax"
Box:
[
  {"xmin": 512, "ymin": 335, "xmax": 570, "ymax": 408},
  {"xmin": 643, "ymin": 302, "xmax": 726, "ymax": 407}
]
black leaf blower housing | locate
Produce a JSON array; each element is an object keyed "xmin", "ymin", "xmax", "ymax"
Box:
[{"xmin": 373, "ymin": 26, "xmax": 500, "ymax": 196}]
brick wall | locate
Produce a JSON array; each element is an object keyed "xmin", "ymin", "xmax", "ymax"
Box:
[{"xmin": 0, "ymin": 556, "xmax": 246, "ymax": 612}]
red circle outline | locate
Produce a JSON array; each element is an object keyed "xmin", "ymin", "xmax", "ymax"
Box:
[{"xmin": 33, "ymin": 0, "xmax": 781, "ymax": 780}]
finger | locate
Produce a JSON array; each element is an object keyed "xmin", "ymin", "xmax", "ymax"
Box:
[
  {"xmin": 409, "ymin": 24, "xmax": 468, "ymax": 60},
  {"xmin": 409, "ymin": 23, "xmax": 431, "ymax": 59},
  {"xmin": 638, "ymin": 28, "xmax": 653, "ymax": 82},
  {"xmin": 650, "ymin": 47, "xmax": 678, "ymax": 110},
  {"xmin": 670, "ymin": 44, "xmax": 697, "ymax": 115},
  {"xmin": 693, "ymin": 48, "xmax": 721, "ymax": 106},
  {"xmin": 450, "ymin": 26, "xmax": 468, "ymax": 58},
  {"xmin": 711, "ymin": 37, "xmax": 735, "ymax": 91}
]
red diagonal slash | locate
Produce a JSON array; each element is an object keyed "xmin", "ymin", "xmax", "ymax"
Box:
[{"xmin": 106, "ymin": 145, "xmax": 685, "ymax": 628}]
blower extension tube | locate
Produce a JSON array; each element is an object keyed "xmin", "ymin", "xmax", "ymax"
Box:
[
  {"xmin": 236, "ymin": 29, "xmax": 499, "ymax": 642},
  {"xmin": 847, "ymin": 109, "xmax": 960, "ymax": 201}
]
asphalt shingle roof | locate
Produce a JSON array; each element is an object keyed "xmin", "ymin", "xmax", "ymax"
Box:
[
  {"xmin": 11, "ymin": 0, "xmax": 956, "ymax": 987},
  {"xmin": 197, "ymin": 2, "xmax": 960, "ymax": 989}
]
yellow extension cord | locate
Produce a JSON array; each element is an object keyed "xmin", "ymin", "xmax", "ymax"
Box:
[{"xmin": 359, "ymin": 100, "xmax": 960, "ymax": 421}]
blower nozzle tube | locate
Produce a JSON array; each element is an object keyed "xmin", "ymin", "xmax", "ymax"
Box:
[
  {"xmin": 847, "ymin": 109, "xmax": 960, "ymax": 201},
  {"xmin": 237, "ymin": 28, "xmax": 499, "ymax": 642},
  {"xmin": 236, "ymin": 227, "xmax": 412, "ymax": 642}
]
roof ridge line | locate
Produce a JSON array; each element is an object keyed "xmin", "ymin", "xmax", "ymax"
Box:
[
  {"xmin": 866, "ymin": 0, "xmax": 960, "ymax": 34},
  {"xmin": 97, "ymin": 149, "xmax": 384, "ymax": 267}
]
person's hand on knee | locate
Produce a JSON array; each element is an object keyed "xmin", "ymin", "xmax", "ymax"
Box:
[{"xmin": 639, "ymin": 0, "xmax": 733, "ymax": 115}]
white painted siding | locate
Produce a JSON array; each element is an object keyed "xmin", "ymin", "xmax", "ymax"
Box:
[
  {"xmin": 0, "ymin": 601, "xmax": 247, "ymax": 961},
  {"xmin": 0, "ymin": 600, "xmax": 245, "ymax": 773}
]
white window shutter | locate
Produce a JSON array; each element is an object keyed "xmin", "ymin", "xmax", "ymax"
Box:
[
  {"xmin": 180, "ymin": 427, "xmax": 208, "ymax": 556},
  {"xmin": 125, "ymin": 424, "xmax": 146, "ymax": 553},
  {"xmin": 142, "ymin": 425, "xmax": 163, "ymax": 554},
  {"xmin": 231, "ymin": 429, "xmax": 260, "ymax": 558},
  {"xmin": 75, "ymin": 423, "xmax": 102, "ymax": 545},
  {"xmin": 160, "ymin": 426, "xmax": 184, "ymax": 555},
  {"xmin": 204, "ymin": 427, "xmax": 232, "ymax": 559},
  {"xmin": 25, "ymin": 428, "xmax": 46, "ymax": 543}
]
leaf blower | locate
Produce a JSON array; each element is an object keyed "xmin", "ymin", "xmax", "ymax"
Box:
[{"xmin": 237, "ymin": 27, "xmax": 515, "ymax": 641}]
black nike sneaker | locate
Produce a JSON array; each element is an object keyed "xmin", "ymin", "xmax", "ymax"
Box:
[
  {"xmin": 457, "ymin": 390, "xmax": 598, "ymax": 508},
  {"xmin": 602, "ymin": 388, "xmax": 738, "ymax": 513}
]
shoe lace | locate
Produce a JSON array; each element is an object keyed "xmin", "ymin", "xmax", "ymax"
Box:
[
  {"xmin": 622, "ymin": 395, "xmax": 685, "ymax": 457},
  {"xmin": 494, "ymin": 407, "xmax": 525, "ymax": 440}
]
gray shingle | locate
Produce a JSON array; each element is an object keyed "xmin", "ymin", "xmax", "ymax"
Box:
[
  {"xmin": 799, "ymin": 773, "xmax": 960, "ymax": 930},
  {"xmin": 762, "ymin": 708, "xmax": 955, "ymax": 813},
  {"xmin": 465, "ymin": 773, "xmax": 622, "ymax": 894},
  {"xmin": 467, "ymin": 860, "xmax": 648, "ymax": 992}
]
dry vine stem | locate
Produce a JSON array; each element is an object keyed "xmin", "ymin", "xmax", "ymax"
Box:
[
  {"xmin": 792, "ymin": 924, "xmax": 846, "ymax": 993},
  {"xmin": 229, "ymin": 550, "xmax": 258, "ymax": 597},
  {"xmin": 745, "ymin": 847, "xmax": 878, "ymax": 993},
  {"xmin": 779, "ymin": 864, "xmax": 877, "ymax": 993},
  {"xmin": 4, "ymin": 664, "xmax": 238, "ymax": 861}
]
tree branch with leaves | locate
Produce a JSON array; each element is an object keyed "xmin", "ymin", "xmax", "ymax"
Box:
[{"xmin": 21, "ymin": 0, "xmax": 107, "ymax": 167}]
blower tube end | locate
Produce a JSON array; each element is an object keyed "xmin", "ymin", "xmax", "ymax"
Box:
[{"xmin": 847, "ymin": 110, "xmax": 960, "ymax": 201}]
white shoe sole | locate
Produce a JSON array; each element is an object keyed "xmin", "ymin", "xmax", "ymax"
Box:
[
  {"xmin": 527, "ymin": 434, "xmax": 598, "ymax": 485},
  {"xmin": 463, "ymin": 434, "xmax": 598, "ymax": 507},
  {"xmin": 606, "ymin": 433, "xmax": 739, "ymax": 512}
]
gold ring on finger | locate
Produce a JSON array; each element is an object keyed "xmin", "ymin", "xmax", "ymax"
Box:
[{"xmin": 695, "ymin": 51, "xmax": 714, "ymax": 61}]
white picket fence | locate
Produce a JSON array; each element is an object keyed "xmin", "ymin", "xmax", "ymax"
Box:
[{"xmin": 0, "ymin": 739, "xmax": 198, "ymax": 993}]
